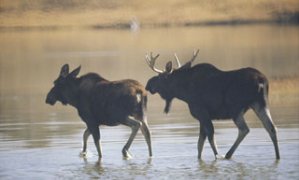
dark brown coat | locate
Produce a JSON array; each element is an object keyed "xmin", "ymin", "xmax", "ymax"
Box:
[
  {"xmin": 146, "ymin": 52, "xmax": 279, "ymax": 160},
  {"xmin": 46, "ymin": 64, "xmax": 152, "ymax": 158}
]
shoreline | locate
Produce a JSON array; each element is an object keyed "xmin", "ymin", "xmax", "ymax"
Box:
[
  {"xmin": 1, "ymin": 0, "xmax": 299, "ymax": 32},
  {"xmin": 0, "ymin": 17, "xmax": 298, "ymax": 32}
]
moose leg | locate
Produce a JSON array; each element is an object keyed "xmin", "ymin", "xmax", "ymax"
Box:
[
  {"xmin": 88, "ymin": 126, "xmax": 102, "ymax": 158},
  {"xmin": 203, "ymin": 121, "xmax": 221, "ymax": 159},
  {"xmin": 252, "ymin": 103, "xmax": 280, "ymax": 159},
  {"xmin": 81, "ymin": 128, "xmax": 91, "ymax": 155},
  {"xmin": 140, "ymin": 118, "xmax": 153, "ymax": 157},
  {"xmin": 198, "ymin": 123, "xmax": 207, "ymax": 159},
  {"xmin": 121, "ymin": 117, "xmax": 141, "ymax": 158},
  {"xmin": 225, "ymin": 112, "xmax": 249, "ymax": 159},
  {"xmin": 190, "ymin": 106, "xmax": 220, "ymax": 159}
]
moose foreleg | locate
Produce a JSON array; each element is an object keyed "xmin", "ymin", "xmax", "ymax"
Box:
[
  {"xmin": 81, "ymin": 128, "xmax": 91, "ymax": 156},
  {"xmin": 203, "ymin": 121, "xmax": 222, "ymax": 159},
  {"xmin": 88, "ymin": 126, "xmax": 102, "ymax": 158},
  {"xmin": 198, "ymin": 124, "xmax": 207, "ymax": 159}
]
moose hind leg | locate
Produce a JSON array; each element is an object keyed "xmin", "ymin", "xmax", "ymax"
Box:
[
  {"xmin": 252, "ymin": 103, "xmax": 280, "ymax": 159},
  {"xmin": 140, "ymin": 118, "xmax": 153, "ymax": 157},
  {"xmin": 225, "ymin": 111, "xmax": 249, "ymax": 159},
  {"xmin": 121, "ymin": 117, "xmax": 141, "ymax": 158}
]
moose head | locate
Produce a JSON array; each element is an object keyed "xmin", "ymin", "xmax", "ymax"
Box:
[
  {"xmin": 46, "ymin": 64, "xmax": 81, "ymax": 106},
  {"xmin": 145, "ymin": 50, "xmax": 199, "ymax": 113}
]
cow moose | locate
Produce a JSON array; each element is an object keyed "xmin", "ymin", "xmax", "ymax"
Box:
[
  {"xmin": 46, "ymin": 64, "xmax": 152, "ymax": 159},
  {"xmin": 145, "ymin": 50, "xmax": 280, "ymax": 160}
]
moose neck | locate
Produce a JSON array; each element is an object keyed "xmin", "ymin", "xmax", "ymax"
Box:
[
  {"xmin": 168, "ymin": 70, "xmax": 193, "ymax": 103},
  {"xmin": 169, "ymin": 63, "xmax": 223, "ymax": 103},
  {"xmin": 66, "ymin": 79, "xmax": 81, "ymax": 108},
  {"xmin": 69, "ymin": 73, "xmax": 108, "ymax": 108}
]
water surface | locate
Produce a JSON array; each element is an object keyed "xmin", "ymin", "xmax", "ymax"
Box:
[{"xmin": 0, "ymin": 25, "xmax": 299, "ymax": 179}]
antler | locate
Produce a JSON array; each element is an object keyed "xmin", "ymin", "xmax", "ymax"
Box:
[
  {"xmin": 173, "ymin": 49, "xmax": 199, "ymax": 68},
  {"xmin": 174, "ymin": 53, "xmax": 181, "ymax": 68},
  {"xmin": 145, "ymin": 52, "xmax": 163, "ymax": 73},
  {"xmin": 188, "ymin": 49, "xmax": 199, "ymax": 64}
]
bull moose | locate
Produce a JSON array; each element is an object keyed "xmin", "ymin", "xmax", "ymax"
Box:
[
  {"xmin": 46, "ymin": 64, "xmax": 152, "ymax": 159},
  {"xmin": 145, "ymin": 50, "xmax": 280, "ymax": 160}
]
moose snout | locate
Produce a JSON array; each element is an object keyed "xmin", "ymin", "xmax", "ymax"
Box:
[
  {"xmin": 145, "ymin": 85, "xmax": 156, "ymax": 94},
  {"xmin": 46, "ymin": 93, "xmax": 56, "ymax": 105}
]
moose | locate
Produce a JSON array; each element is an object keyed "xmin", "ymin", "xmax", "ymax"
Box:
[
  {"xmin": 145, "ymin": 50, "xmax": 280, "ymax": 160},
  {"xmin": 46, "ymin": 64, "xmax": 152, "ymax": 159}
]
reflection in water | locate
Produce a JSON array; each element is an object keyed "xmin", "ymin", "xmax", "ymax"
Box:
[
  {"xmin": 0, "ymin": 25, "xmax": 299, "ymax": 179},
  {"xmin": 82, "ymin": 158, "xmax": 105, "ymax": 177},
  {"xmin": 0, "ymin": 95, "xmax": 83, "ymax": 149},
  {"xmin": 0, "ymin": 126, "xmax": 298, "ymax": 179},
  {"xmin": 78, "ymin": 154, "xmax": 154, "ymax": 179},
  {"xmin": 198, "ymin": 158, "xmax": 280, "ymax": 179}
]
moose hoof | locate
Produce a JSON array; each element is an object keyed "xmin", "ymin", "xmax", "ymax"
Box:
[
  {"xmin": 225, "ymin": 154, "xmax": 232, "ymax": 159},
  {"xmin": 216, "ymin": 154, "xmax": 225, "ymax": 160},
  {"xmin": 122, "ymin": 149, "xmax": 132, "ymax": 159},
  {"xmin": 80, "ymin": 151, "xmax": 88, "ymax": 157}
]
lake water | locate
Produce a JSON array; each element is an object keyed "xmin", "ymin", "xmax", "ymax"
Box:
[{"xmin": 0, "ymin": 25, "xmax": 299, "ymax": 179}]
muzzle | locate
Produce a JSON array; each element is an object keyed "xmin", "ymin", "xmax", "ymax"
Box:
[
  {"xmin": 46, "ymin": 93, "xmax": 57, "ymax": 105},
  {"xmin": 145, "ymin": 84, "xmax": 157, "ymax": 94}
]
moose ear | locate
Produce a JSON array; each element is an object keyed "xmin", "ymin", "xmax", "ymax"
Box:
[
  {"xmin": 69, "ymin": 65, "xmax": 81, "ymax": 78},
  {"xmin": 60, "ymin": 64, "xmax": 69, "ymax": 77},
  {"xmin": 165, "ymin": 61, "xmax": 173, "ymax": 73}
]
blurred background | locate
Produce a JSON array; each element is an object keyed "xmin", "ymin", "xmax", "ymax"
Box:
[
  {"xmin": 0, "ymin": 1, "xmax": 299, "ymax": 179},
  {"xmin": 1, "ymin": 0, "xmax": 299, "ymax": 28}
]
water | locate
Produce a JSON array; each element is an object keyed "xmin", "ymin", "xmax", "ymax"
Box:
[{"xmin": 0, "ymin": 25, "xmax": 299, "ymax": 179}]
